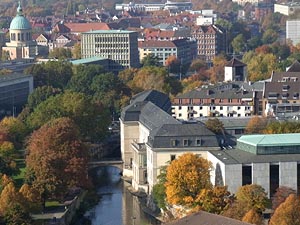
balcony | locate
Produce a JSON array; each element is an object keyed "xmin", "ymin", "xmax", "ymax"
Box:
[{"xmin": 131, "ymin": 140, "xmax": 146, "ymax": 152}]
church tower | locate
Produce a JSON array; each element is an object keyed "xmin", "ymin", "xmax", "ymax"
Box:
[{"xmin": 3, "ymin": 1, "xmax": 37, "ymax": 60}]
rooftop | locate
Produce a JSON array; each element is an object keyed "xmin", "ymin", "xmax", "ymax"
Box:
[
  {"xmin": 0, "ymin": 73, "xmax": 32, "ymax": 83},
  {"xmin": 82, "ymin": 29, "xmax": 137, "ymax": 34},
  {"xmin": 71, "ymin": 56, "xmax": 107, "ymax": 65}
]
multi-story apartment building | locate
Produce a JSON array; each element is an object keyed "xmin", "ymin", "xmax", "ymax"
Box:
[
  {"xmin": 191, "ymin": 25, "xmax": 225, "ymax": 63},
  {"xmin": 263, "ymin": 60, "xmax": 300, "ymax": 118},
  {"xmin": 172, "ymin": 82, "xmax": 261, "ymax": 120},
  {"xmin": 286, "ymin": 20, "xmax": 300, "ymax": 45},
  {"xmin": 81, "ymin": 30, "xmax": 140, "ymax": 72},
  {"xmin": 138, "ymin": 38, "xmax": 197, "ymax": 66}
]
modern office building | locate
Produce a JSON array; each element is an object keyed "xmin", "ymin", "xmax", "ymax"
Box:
[
  {"xmin": 138, "ymin": 38, "xmax": 197, "ymax": 66},
  {"xmin": 208, "ymin": 133, "xmax": 300, "ymax": 197},
  {"xmin": 3, "ymin": 2, "xmax": 38, "ymax": 60},
  {"xmin": 0, "ymin": 73, "xmax": 33, "ymax": 118},
  {"xmin": 81, "ymin": 30, "xmax": 139, "ymax": 72},
  {"xmin": 286, "ymin": 20, "xmax": 300, "ymax": 45}
]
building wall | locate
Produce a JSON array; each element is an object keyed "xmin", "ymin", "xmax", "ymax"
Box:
[
  {"xmin": 286, "ymin": 20, "xmax": 300, "ymax": 45},
  {"xmin": 139, "ymin": 46, "xmax": 177, "ymax": 65},
  {"xmin": 252, "ymin": 163, "xmax": 270, "ymax": 197},
  {"xmin": 81, "ymin": 31, "xmax": 139, "ymax": 72},
  {"xmin": 120, "ymin": 120, "xmax": 139, "ymax": 177},
  {"xmin": 279, "ymin": 161, "xmax": 297, "ymax": 192},
  {"xmin": 225, "ymin": 164, "xmax": 243, "ymax": 194}
]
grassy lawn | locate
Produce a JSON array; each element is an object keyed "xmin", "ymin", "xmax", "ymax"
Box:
[
  {"xmin": 45, "ymin": 201, "xmax": 62, "ymax": 208},
  {"xmin": 12, "ymin": 158, "xmax": 26, "ymax": 188}
]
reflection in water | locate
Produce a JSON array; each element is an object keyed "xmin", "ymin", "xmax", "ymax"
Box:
[{"xmin": 85, "ymin": 166, "xmax": 160, "ymax": 225}]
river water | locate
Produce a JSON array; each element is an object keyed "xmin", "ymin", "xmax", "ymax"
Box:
[{"xmin": 85, "ymin": 166, "xmax": 161, "ymax": 225}]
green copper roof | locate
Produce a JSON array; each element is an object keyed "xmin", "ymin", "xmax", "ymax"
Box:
[
  {"xmin": 10, "ymin": 2, "xmax": 31, "ymax": 30},
  {"xmin": 238, "ymin": 133, "xmax": 300, "ymax": 147},
  {"xmin": 71, "ymin": 56, "xmax": 107, "ymax": 65}
]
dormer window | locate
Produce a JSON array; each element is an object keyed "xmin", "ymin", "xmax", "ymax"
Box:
[
  {"xmin": 196, "ymin": 139, "xmax": 202, "ymax": 146},
  {"xmin": 282, "ymin": 93, "xmax": 289, "ymax": 99},
  {"xmin": 171, "ymin": 139, "xmax": 178, "ymax": 147},
  {"xmin": 294, "ymin": 93, "xmax": 299, "ymax": 99},
  {"xmin": 268, "ymin": 92, "xmax": 278, "ymax": 99},
  {"xmin": 183, "ymin": 139, "xmax": 189, "ymax": 146},
  {"xmin": 282, "ymin": 85, "xmax": 289, "ymax": 91}
]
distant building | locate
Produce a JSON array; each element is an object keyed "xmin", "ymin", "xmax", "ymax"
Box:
[
  {"xmin": 115, "ymin": 1, "xmax": 192, "ymax": 12},
  {"xmin": 274, "ymin": 2, "xmax": 300, "ymax": 16},
  {"xmin": 3, "ymin": 2, "xmax": 38, "ymax": 60},
  {"xmin": 254, "ymin": 3, "xmax": 274, "ymax": 21},
  {"xmin": 263, "ymin": 60, "xmax": 300, "ymax": 118},
  {"xmin": 191, "ymin": 24, "xmax": 226, "ymax": 63},
  {"xmin": 232, "ymin": 0, "xmax": 262, "ymax": 6},
  {"xmin": 208, "ymin": 133, "xmax": 300, "ymax": 197},
  {"xmin": 224, "ymin": 58, "xmax": 247, "ymax": 82},
  {"xmin": 286, "ymin": 20, "xmax": 300, "ymax": 45},
  {"xmin": 0, "ymin": 73, "xmax": 33, "ymax": 118},
  {"xmin": 81, "ymin": 30, "xmax": 140, "ymax": 72},
  {"xmin": 138, "ymin": 38, "xmax": 197, "ymax": 66}
]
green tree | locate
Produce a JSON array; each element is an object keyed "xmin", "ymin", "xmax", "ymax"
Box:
[
  {"xmin": 25, "ymin": 60, "xmax": 73, "ymax": 88},
  {"xmin": 48, "ymin": 47, "xmax": 72, "ymax": 59},
  {"xmin": 27, "ymin": 85, "xmax": 62, "ymax": 110},
  {"xmin": 26, "ymin": 91, "xmax": 110, "ymax": 141},
  {"xmin": 269, "ymin": 194, "xmax": 300, "ymax": 225},
  {"xmin": 26, "ymin": 117, "xmax": 90, "ymax": 207},
  {"xmin": 231, "ymin": 34, "xmax": 245, "ymax": 54},
  {"xmin": 152, "ymin": 166, "xmax": 167, "ymax": 209},
  {"xmin": 141, "ymin": 54, "xmax": 161, "ymax": 67},
  {"xmin": 72, "ymin": 43, "xmax": 81, "ymax": 59},
  {"xmin": 262, "ymin": 29, "xmax": 279, "ymax": 45},
  {"xmin": 165, "ymin": 153, "xmax": 212, "ymax": 206},
  {"xmin": 4, "ymin": 203, "xmax": 33, "ymax": 225},
  {"xmin": 205, "ymin": 118, "xmax": 224, "ymax": 134}
]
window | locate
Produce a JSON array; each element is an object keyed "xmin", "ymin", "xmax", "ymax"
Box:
[
  {"xmin": 220, "ymin": 106, "xmax": 223, "ymax": 110},
  {"xmin": 171, "ymin": 140, "xmax": 177, "ymax": 147},
  {"xmin": 178, "ymin": 113, "xmax": 182, "ymax": 117},
  {"xmin": 237, "ymin": 106, "xmax": 241, "ymax": 110},
  {"xmin": 170, "ymin": 155, "xmax": 176, "ymax": 161},
  {"xmin": 183, "ymin": 139, "xmax": 189, "ymax": 146},
  {"xmin": 179, "ymin": 106, "xmax": 182, "ymax": 110},
  {"xmin": 196, "ymin": 139, "xmax": 201, "ymax": 146}
]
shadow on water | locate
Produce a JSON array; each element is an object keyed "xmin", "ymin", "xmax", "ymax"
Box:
[{"xmin": 83, "ymin": 166, "xmax": 161, "ymax": 225}]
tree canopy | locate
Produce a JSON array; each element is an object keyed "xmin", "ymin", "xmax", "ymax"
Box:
[
  {"xmin": 165, "ymin": 153, "xmax": 212, "ymax": 206},
  {"xmin": 26, "ymin": 117, "xmax": 90, "ymax": 205}
]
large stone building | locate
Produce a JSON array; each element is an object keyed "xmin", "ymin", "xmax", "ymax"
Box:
[
  {"xmin": 120, "ymin": 90, "xmax": 221, "ymax": 193},
  {"xmin": 2, "ymin": 2, "xmax": 37, "ymax": 60},
  {"xmin": 0, "ymin": 73, "xmax": 33, "ymax": 118},
  {"xmin": 138, "ymin": 38, "xmax": 197, "ymax": 66},
  {"xmin": 274, "ymin": 2, "xmax": 300, "ymax": 16},
  {"xmin": 81, "ymin": 30, "xmax": 139, "ymax": 72},
  {"xmin": 208, "ymin": 133, "xmax": 300, "ymax": 197},
  {"xmin": 191, "ymin": 25, "xmax": 225, "ymax": 63}
]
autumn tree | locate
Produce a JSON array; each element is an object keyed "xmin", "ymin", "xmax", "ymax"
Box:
[
  {"xmin": 245, "ymin": 116, "xmax": 268, "ymax": 134},
  {"xmin": 208, "ymin": 55, "xmax": 228, "ymax": 83},
  {"xmin": 4, "ymin": 204, "xmax": 33, "ymax": 225},
  {"xmin": 269, "ymin": 194, "xmax": 300, "ymax": 225},
  {"xmin": 165, "ymin": 55, "xmax": 180, "ymax": 74},
  {"xmin": 19, "ymin": 184, "xmax": 41, "ymax": 212},
  {"xmin": 272, "ymin": 186, "xmax": 296, "ymax": 211},
  {"xmin": 26, "ymin": 117, "xmax": 90, "ymax": 207},
  {"xmin": 195, "ymin": 186, "xmax": 231, "ymax": 214},
  {"xmin": 242, "ymin": 209, "xmax": 264, "ymax": 225},
  {"xmin": 165, "ymin": 153, "xmax": 212, "ymax": 206},
  {"xmin": 0, "ymin": 182, "xmax": 21, "ymax": 215},
  {"xmin": 205, "ymin": 118, "xmax": 224, "ymax": 135},
  {"xmin": 236, "ymin": 184, "xmax": 268, "ymax": 213}
]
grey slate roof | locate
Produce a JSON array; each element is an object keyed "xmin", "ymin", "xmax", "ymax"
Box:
[
  {"xmin": 176, "ymin": 82, "xmax": 254, "ymax": 99},
  {"xmin": 148, "ymin": 123, "xmax": 220, "ymax": 149},
  {"xmin": 287, "ymin": 60, "xmax": 300, "ymax": 72},
  {"xmin": 225, "ymin": 58, "xmax": 246, "ymax": 67},
  {"xmin": 165, "ymin": 211, "xmax": 252, "ymax": 225}
]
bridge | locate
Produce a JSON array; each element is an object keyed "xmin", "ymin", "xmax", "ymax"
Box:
[{"xmin": 88, "ymin": 158, "xmax": 123, "ymax": 171}]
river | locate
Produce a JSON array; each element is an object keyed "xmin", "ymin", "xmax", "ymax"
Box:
[{"xmin": 85, "ymin": 166, "xmax": 161, "ymax": 225}]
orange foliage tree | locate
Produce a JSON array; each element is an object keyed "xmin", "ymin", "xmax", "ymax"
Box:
[
  {"xmin": 242, "ymin": 209, "xmax": 264, "ymax": 225},
  {"xmin": 269, "ymin": 194, "xmax": 300, "ymax": 225},
  {"xmin": 245, "ymin": 116, "xmax": 268, "ymax": 134},
  {"xmin": 165, "ymin": 153, "xmax": 212, "ymax": 206},
  {"xmin": 26, "ymin": 117, "xmax": 90, "ymax": 207}
]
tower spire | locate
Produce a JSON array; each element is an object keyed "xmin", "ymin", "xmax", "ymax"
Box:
[{"xmin": 17, "ymin": 1, "xmax": 23, "ymax": 16}]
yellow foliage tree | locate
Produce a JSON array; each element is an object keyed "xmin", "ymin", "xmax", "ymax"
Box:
[
  {"xmin": 19, "ymin": 184, "xmax": 41, "ymax": 212},
  {"xmin": 245, "ymin": 116, "xmax": 268, "ymax": 134},
  {"xmin": 165, "ymin": 153, "xmax": 212, "ymax": 206},
  {"xmin": 0, "ymin": 182, "xmax": 21, "ymax": 215},
  {"xmin": 0, "ymin": 141, "xmax": 14, "ymax": 157},
  {"xmin": 269, "ymin": 194, "xmax": 300, "ymax": 225},
  {"xmin": 242, "ymin": 209, "xmax": 264, "ymax": 225}
]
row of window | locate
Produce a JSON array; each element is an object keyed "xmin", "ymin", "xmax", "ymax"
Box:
[
  {"xmin": 171, "ymin": 139, "xmax": 202, "ymax": 147},
  {"xmin": 11, "ymin": 32, "xmax": 31, "ymax": 42}
]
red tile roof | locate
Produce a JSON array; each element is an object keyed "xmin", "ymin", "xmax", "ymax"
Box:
[{"xmin": 64, "ymin": 22, "xmax": 111, "ymax": 33}]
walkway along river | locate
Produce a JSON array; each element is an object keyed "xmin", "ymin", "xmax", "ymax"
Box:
[{"xmin": 84, "ymin": 166, "xmax": 162, "ymax": 225}]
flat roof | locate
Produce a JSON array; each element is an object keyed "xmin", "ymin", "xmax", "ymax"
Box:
[
  {"xmin": 0, "ymin": 73, "xmax": 32, "ymax": 83},
  {"xmin": 82, "ymin": 30, "xmax": 137, "ymax": 34},
  {"xmin": 209, "ymin": 149, "xmax": 300, "ymax": 164},
  {"xmin": 238, "ymin": 133, "xmax": 300, "ymax": 147},
  {"xmin": 71, "ymin": 56, "xmax": 107, "ymax": 65}
]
